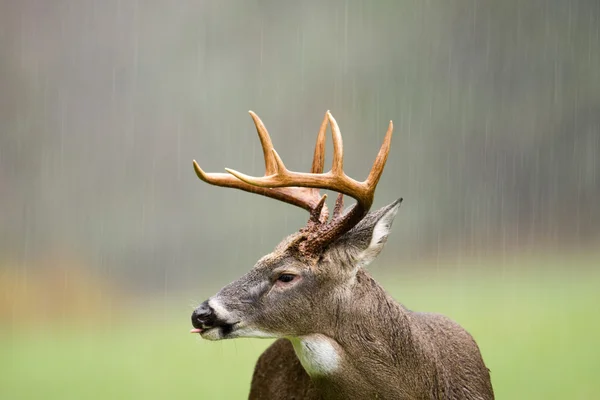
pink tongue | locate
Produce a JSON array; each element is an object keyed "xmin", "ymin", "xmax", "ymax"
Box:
[{"xmin": 190, "ymin": 328, "xmax": 203, "ymax": 334}]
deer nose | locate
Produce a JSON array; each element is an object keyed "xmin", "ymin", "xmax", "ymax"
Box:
[{"xmin": 191, "ymin": 301, "xmax": 216, "ymax": 329}]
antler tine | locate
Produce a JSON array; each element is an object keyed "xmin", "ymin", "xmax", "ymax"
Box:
[
  {"xmin": 367, "ymin": 120, "xmax": 394, "ymax": 187},
  {"xmin": 249, "ymin": 111, "xmax": 277, "ymax": 175},
  {"xmin": 311, "ymin": 111, "xmax": 328, "ymax": 174},
  {"xmin": 306, "ymin": 193, "xmax": 328, "ymax": 228},
  {"xmin": 328, "ymin": 112, "xmax": 344, "ymax": 174},
  {"xmin": 332, "ymin": 193, "xmax": 345, "ymax": 218},
  {"xmin": 328, "ymin": 113, "xmax": 345, "ymax": 219},
  {"xmin": 308, "ymin": 111, "xmax": 330, "ymax": 223}
]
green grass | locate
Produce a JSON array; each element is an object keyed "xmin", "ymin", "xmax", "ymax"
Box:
[{"xmin": 1, "ymin": 253, "xmax": 599, "ymax": 399}]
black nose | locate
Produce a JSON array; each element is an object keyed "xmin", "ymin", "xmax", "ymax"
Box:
[{"xmin": 191, "ymin": 301, "xmax": 215, "ymax": 329}]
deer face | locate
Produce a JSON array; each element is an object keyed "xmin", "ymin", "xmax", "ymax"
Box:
[
  {"xmin": 191, "ymin": 200, "xmax": 401, "ymax": 341},
  {"xmin": 190, "ymin": 110, "xmax": 396, "ymax": 340}
]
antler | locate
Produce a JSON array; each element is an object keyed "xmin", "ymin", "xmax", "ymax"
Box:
[
  {"xmin": 193, "ymin": 111, "xmax": 393, "ymax": 255},
  {"xmin": 193, "ymin": 111, "xmax": 330, "ymax": 223}
]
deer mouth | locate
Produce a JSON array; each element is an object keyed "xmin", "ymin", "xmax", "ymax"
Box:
[{"xmin": 190, "ymin": 322, "xmax": 237, "ymax": 339}]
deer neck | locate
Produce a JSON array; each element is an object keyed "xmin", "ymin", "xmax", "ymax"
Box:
[{"xmin": 290, "ymin": 269, "xmax": 422, "ymax": 400}]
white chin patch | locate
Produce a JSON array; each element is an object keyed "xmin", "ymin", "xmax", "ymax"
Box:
[
  {"xmin": 230, "ymin": 326, "xmax": 277, "ymax": 339},
  {"xmin": 200, "ymin": 328, "xmax": 222, "ymax": 341},
  {"xmin": 290, "ymin": 334, "xmax": 340, "ymax": 376},
  {"xmin": 201, "ymin": 325, "xmax": 275, "ymax": 341}
]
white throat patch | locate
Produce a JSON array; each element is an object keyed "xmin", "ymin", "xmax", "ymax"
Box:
[{"xmin": 290, "ymin": 335, "xmax": 340, "ymax": 376}]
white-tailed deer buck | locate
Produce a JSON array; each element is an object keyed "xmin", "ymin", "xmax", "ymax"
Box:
[{"xmin": 190, "ymin": 111, "xmax": 494, "ymax": 399}]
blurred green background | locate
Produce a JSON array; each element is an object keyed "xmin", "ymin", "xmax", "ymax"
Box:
[{"xmin": 1, "ymin": 1, "xmax": 599, "ymax": 399}]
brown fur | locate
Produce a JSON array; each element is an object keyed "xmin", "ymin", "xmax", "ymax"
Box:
[
  {"xmin": 192, "ymin": 112, "xmax": 493, "ymax": 398},
  {"xmin": 249, "ymin": 268, "xmax": 494, "ymax": 400},
  {"xmin": 194, "ymin": 201, "xmax": 494, "ymax": 399}
]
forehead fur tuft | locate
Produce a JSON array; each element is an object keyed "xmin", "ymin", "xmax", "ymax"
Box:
[
  {"xmin": 272, "ymin": 231, "xmax": 307, "ymax": 254},
  {"xmin": 264, "ymin": 231, "xmax": 323, "ymax": 267}
]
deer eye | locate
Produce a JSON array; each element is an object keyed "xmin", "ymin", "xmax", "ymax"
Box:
[{"xmin": 277, "ymin": 273, "xmax": 296, "ymax": 283}]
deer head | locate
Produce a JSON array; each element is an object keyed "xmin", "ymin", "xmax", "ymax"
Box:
[{"xmin": 190, "ymin": 111, "xmax": 400, "ymax": 341}]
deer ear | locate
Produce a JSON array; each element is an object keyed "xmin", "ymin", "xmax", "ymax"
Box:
[{"xmin": 327, "ymin": 198, "xmax": 402, "ymax": 269}]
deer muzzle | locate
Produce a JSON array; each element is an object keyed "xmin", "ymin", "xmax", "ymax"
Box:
[{"xmin": 190, "ymin": 300, "xmax": 236, "ymax": 339}]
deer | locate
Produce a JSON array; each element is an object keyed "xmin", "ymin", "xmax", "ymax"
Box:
[{"xmin": 190, "ymin": 111, "xmax": 495, "ymax": 400}]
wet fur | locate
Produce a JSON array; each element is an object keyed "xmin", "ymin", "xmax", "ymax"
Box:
[
  {"xmin": 249, "ymin": 268, "xmax": 494, "ymax": 400},
  {"xmin": 200, "ymin": 200, "xmax": 494, "ymax": 399}
]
